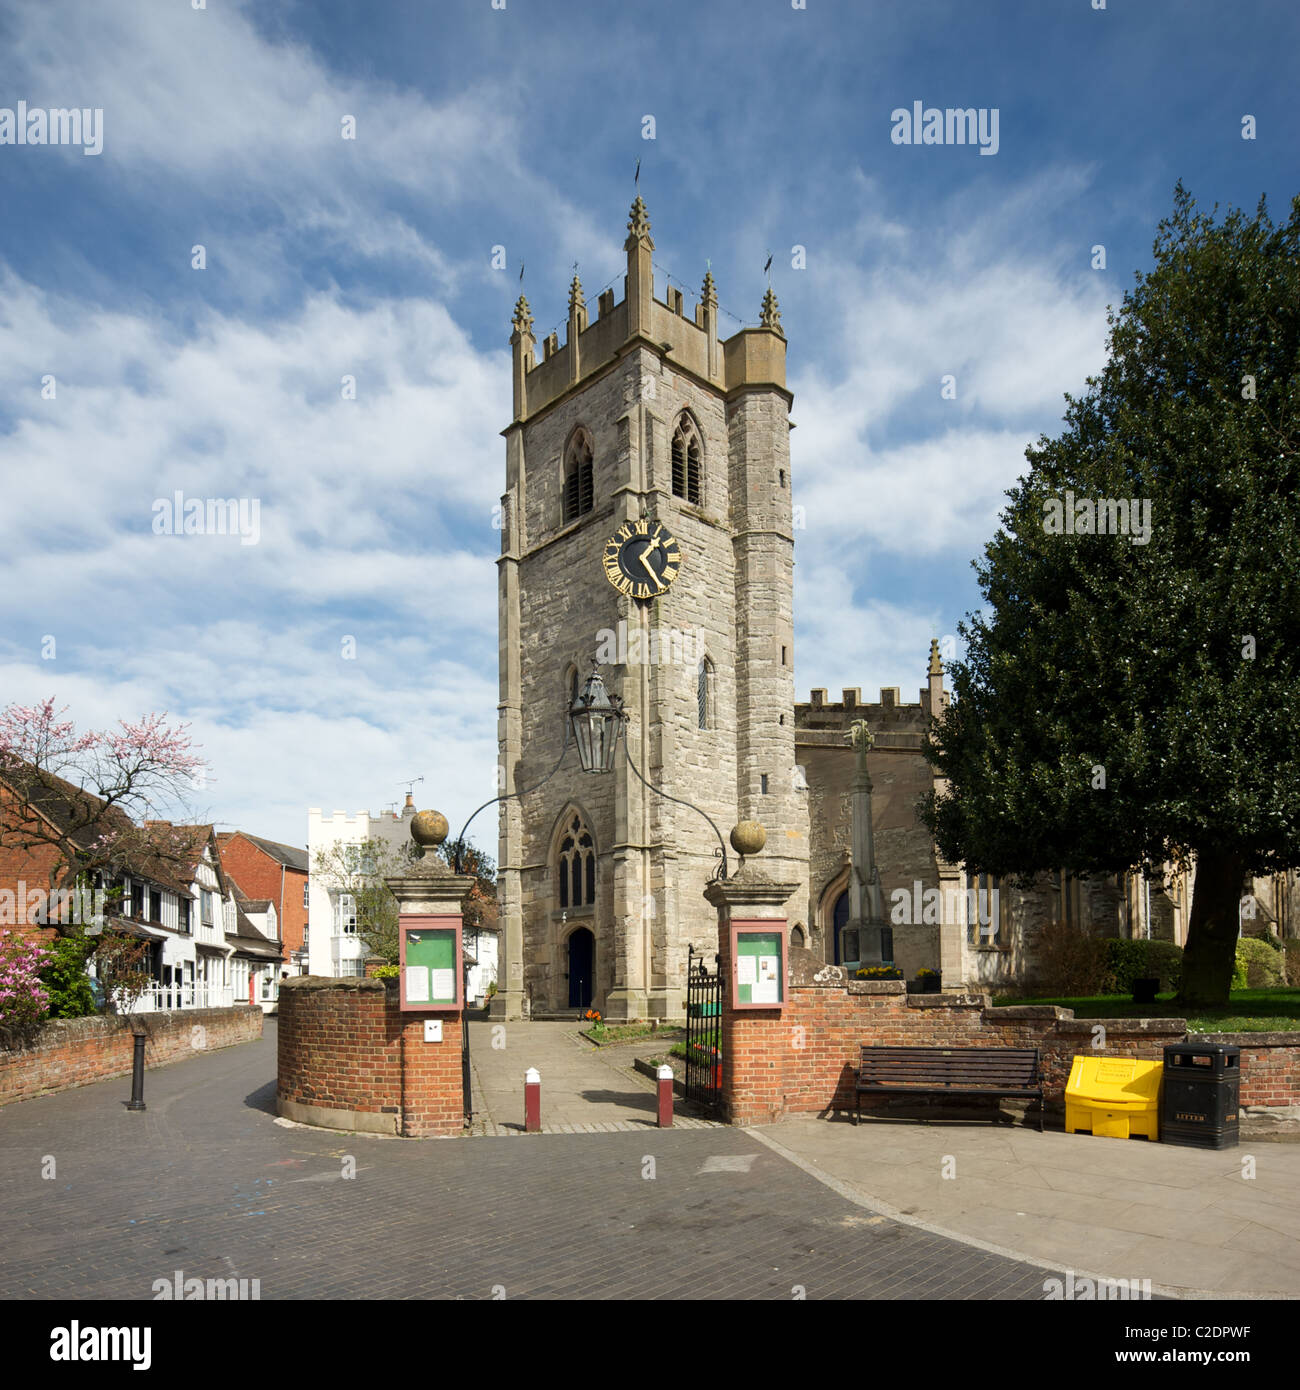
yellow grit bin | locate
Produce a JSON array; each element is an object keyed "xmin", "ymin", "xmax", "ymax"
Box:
[{"xmin": 1065, "ymin": 1055, "xmax": 1163, "ymax": 1140}]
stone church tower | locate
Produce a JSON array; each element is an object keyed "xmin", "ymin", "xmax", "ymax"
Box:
[{"xmin": 496, "ymin": 197, "xmax": 809, "ymax": 1021}]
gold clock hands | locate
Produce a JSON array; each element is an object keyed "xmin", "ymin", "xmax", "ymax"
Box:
[{"xmin": 637, "ymin": 536, "xmax": 661, "ymax": 583}]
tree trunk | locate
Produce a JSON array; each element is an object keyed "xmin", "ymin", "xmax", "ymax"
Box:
[{"xmin": 1177, "ymin": 847, "xmax": 1247, "ymax": 1009}]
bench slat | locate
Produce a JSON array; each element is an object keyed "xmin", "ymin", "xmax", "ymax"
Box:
[{"xmin": 851, "ymin": 1044, "xmax": 1044, "ymax": 1131}]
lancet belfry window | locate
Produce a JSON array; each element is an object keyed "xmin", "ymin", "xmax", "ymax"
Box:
[
  {"xmin": 563, "ymin": 427, "xmax": 595, "ymax": 523},
  {"xmin": 557, "ymin": 811, "xmax": 595, "ymax": 909},
  {"xmin": 671, "ymin": 415, "xmax": 701, "ymax": 505},
  {"xmin": 697, "ymin": 656, "xmax": 713, "ymax": 730}
]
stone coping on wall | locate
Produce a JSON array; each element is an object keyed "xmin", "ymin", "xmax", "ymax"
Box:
[
  {"xmin": 3, "ymin": 1004, "xmax": 262, "ymax": 1050},
  {"xmin": 1196, "ymin": 1031, "xmax": 1300, "ymax": 1046},
  {"xmin": 1051, "ymin": 1017, "xmax": 1188, "ymax": 1038},
  {"xmin": 279, "ymin": 974, "xmax": 389, "ymax": 993},
  {"xmin": 904, "ymin": 992, "xmax": 993, "ymax": 1009}
]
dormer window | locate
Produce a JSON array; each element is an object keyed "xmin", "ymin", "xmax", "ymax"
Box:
[
  {"xmin": 563, "ymin": 427, "xmax": 595, "ymax": 523},
  {"xmin": 671, "ymin": 415, "xmax": 701, "ymax": 505}
]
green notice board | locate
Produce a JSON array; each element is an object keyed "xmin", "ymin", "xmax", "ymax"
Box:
[
  {"xmin": 734, "ymin": 929, "xmax": 784, "ymax": 1007},
  {"xmin": 401, "ymin": 920, "xmax": 460, "ymax": 1010}
]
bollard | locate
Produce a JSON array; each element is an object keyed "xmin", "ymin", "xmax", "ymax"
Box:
[
  {"xmin": 125, "ymin": 1030, "xmax": 147, "ymax": 1111},
  {"xmin": 656, "ymin": 1064, "xmax": 674, "ymax": 1128},
  {"xmin": 524, "ymin": 1066, "xmax": 541, "ymax": 1133}
]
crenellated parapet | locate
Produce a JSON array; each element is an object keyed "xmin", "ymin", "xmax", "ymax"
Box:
[
  {"xmin": 508, "ymin": 197, "xmax": 790, "ymax": 423},
  {"xmin": 795, "ymin": 645, "xmax": 950, "ymax": 751}
]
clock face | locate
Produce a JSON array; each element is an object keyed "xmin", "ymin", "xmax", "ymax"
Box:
[{"xmin": 602, "ymin": 519, "xmax": 682, "ymax": 600}]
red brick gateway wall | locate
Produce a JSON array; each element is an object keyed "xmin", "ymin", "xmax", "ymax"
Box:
[{"xmin": 720, "ymin": 947, "xmax": 1300, "ymax": 1126}]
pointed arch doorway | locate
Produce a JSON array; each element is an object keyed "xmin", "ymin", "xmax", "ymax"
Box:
[{"xmin": 567, "ymin": 927, "xmax": 594, "ymax": 1009}]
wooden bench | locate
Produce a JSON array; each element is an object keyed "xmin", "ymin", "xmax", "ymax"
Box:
[{"xmin": 852, "ymin": 1045, "xmax": 1044, "ymax": 1129}]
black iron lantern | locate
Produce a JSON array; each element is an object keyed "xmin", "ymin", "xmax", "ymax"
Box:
[{"xmin": 570, "ymin": 667, "xmax": 625, "ymax": 773}]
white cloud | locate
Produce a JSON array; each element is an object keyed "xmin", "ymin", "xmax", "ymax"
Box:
[{"xmin": 790, "ymin": 169, "xmax": 1111, "ymax": 552}]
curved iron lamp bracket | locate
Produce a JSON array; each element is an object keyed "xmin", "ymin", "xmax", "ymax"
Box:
[
  {"xmin": 452, "ymin": 718, "xmax": 573, "ymax": 874},
  {"xmin": 622, "ymin": 717, "xmax": 729, "ymax": 881}
]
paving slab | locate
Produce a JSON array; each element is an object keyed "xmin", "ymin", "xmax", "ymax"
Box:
[
  {"xmin": 754, "ymin": 1113, "xmax": 1300, "ymax": 1298},
  {"xmin": 0, "ymin": 1022, "xmax": 1064, "ymax": 1301}
]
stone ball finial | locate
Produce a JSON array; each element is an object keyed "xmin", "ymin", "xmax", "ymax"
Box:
[
  {"xmin": 730, "ymin": 821, "xmax": 766, "ymax": 856},
  {"xmin": 410, "ymin": 810, "xmax": 449, "ymax": 848}
]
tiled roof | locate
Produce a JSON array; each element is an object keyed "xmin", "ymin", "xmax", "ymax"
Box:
[
  {"xmin": 220, "ymin": 831, "xmax": 308, "ymax": 873},
  {"xmin": 0, "ymin": 761, "xmax": 191, "ymax": 894}
]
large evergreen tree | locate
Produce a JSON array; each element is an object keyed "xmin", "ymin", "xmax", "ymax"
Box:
[{"xmin": 921, "ymin": 185, "xmax": 1300, "ymax": 1007}]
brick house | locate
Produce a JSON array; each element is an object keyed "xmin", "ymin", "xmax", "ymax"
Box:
[
  {"xmin": 217, "ymin": 832, "xmax": 309, "ymax": 975},
  {"xmin": 0, "ymin": 773, "xmax": 89, "ymax": 943}
]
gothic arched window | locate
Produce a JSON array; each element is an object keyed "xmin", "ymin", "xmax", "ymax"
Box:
[
  {"xmin": 671, "ymin": 415, "xmax": 701, "ymax": 506},
  {"xmin": 563, "ymin": 427, "xmax": 595, "ymax": 524},
  {"xmin": 557, "ymin": 810, "xmax": 595, "ymax": 909}
]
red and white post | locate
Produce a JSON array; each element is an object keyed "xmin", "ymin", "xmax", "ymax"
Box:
[
  {"xmin": 656, "ymin": 1064, "xmax": 674, "ymax": 1127},
  {"xmin": 524, "ymin": 1066, "xmax": 541, "ymax": 1133}
]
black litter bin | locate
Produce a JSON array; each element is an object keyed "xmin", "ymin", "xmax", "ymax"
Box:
[{"xmin": 1161, "ymin": 1043, "xmax": 1241, "ymax": 1149}]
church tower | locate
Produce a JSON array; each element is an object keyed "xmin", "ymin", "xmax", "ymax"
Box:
[{"xmin": 496, "ymin": 198, "xmax": 808, "ymax": 1021}]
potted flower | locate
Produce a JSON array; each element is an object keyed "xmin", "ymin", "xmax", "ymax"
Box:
[
  {"xmin": 855, "ymin": 965, "xmax": 903, "ymax": 981},
  {"xmin": 917, "ymin": 967, "xmax": 942, "ymax": 994}
]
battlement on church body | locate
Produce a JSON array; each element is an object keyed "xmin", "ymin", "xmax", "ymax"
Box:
[
  {"xmin": 795, "ymin": 689, "xmax": 933, "ymax": 749},
  {"xmin": 509, "ymin": 196, "xmax": 786, "ymax": 424},
  {"xmin": 796, "ymin": 643, "xmax": 950, "ymax": 744}
]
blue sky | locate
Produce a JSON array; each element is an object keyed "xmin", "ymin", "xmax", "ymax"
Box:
[{"xmin": 1, "ymin": 0, "xmax": 1296, "ymax": 851}]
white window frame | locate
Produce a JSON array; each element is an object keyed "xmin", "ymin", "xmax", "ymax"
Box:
[{"xmin": 337, "ymin": 893, "xmax": 357, "ymax": 934}]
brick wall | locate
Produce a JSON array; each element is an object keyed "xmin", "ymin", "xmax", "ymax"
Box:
[
  {"xmin": 1212, "ymin": 1034, "xmax": 1300, "ymax": 1109},
  {"xmin": 720, "ymin": 948, "xmax": 1300, "ymax": 1124},
  {"xmin": 0, "ymin": 784, "xmax": 71, "ymax": 943},
  {"xmin": 0, "ymin": 1005, "xmax": 263, "ymax": 1106},
  {"xmin": 276, "ymin": 976, "xmax": 464, "ymax": 1137}
]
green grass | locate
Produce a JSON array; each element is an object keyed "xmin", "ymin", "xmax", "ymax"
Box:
[{"xmin": 991, "ymin": 987, "xmax": 1300, "ymax": 1034}]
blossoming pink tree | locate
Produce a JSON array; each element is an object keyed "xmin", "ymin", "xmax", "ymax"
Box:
[{"xmin": 0, "ymin": 698, "xmax": 210, "ymax": 937}]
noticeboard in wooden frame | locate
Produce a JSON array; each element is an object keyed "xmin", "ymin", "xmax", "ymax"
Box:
[
  {"xmin": 399, "ymin": 914, "xmax": 463, "ymax": 1012},
  {"xmin": 729, "ymin": 918, "xmax": 786, "ymax": 1010}
]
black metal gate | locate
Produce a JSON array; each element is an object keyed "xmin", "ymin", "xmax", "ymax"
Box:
[
  {"xmin": 462, "ymin": 960, "xmax": 473, "ymax": 1126},
  {"xmin": 684, "ymin": 946, "xmax": 722, "ymax": 1112}
]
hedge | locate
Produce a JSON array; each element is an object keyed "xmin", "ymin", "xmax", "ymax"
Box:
[
  {"xmin": 1102, "ymin": 938, "xmax": 1183, "ymax": 993},
  {"xmin": 1236, "ymin": 936, "xmax": 1288, "ymax": 989}
]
